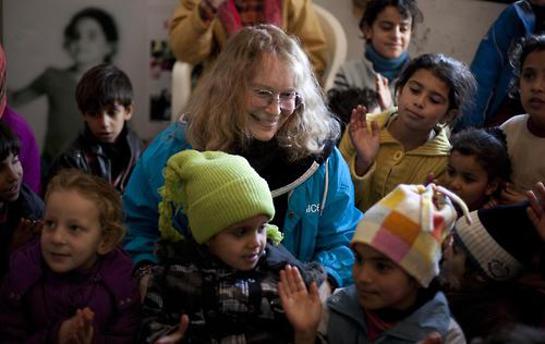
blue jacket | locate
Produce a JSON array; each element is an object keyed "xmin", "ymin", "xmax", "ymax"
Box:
[
  {"xmin": 324, "ymin": 285, "xmax": 465, "ymax": 343},
  {"xmin": 122, "ymin": 121, "xmax": 362, "ymax": 287},
  {"xmin": 459, "ymin": 0, "xmax": 534, "ymax": 129}
]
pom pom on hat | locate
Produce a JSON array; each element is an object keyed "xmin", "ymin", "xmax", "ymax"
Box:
[
  {"xmin": 352, "ymin": 184, "xmax": 469, "ymax": 287},
  {"xmin": 454, "ymin": 202, "xmax": 542, "ymax": 281},
  {"xmin": 159, "ymin": 150, "xmax": 281, "ymax": 244}
]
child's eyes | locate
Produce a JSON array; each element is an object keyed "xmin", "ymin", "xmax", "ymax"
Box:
[
  {"xmin": 257, "ymin": 224, "xmax": 267, "ymax": 234},
  {"xmin": 522, "ymin": 70, "xmax": 536, "ymax": 81},
  {"xmin": 68, "ymin": 224, "xmax": 83, "ymax": 232},
  {"xmin": 353, "ymin": 251, "xmax": 364, "ymax": 265},
  {"xmin": 374, "ymin": 261, "xmax": 393, "ymax": 273},
  {"xmin": 43, "ymin": 220, "xmax": 56, "ymax": 230},
  {"xmin": 231, "ymin": 228, "xmax": 247, "ymax": 238},
  {"xmin": 379, "ymin": 23, "xmax": 394, "ymax": 31},
  {"xmin": 429, "ymin": 96, "xmax": 443, "ymax": 104},
  {"xmin": 409, "ymin": 85, "xmax": 421, "ymax": 94}
]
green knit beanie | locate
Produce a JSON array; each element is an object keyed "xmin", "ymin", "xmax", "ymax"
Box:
[{"xmin": 159, "ymin": 150, "xmax": 282, "ymax": 245}]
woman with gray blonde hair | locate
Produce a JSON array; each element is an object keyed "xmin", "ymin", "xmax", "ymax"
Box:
[{"xmin": 123, "ymin": 24, "xmax": 362, "ymax": 296}]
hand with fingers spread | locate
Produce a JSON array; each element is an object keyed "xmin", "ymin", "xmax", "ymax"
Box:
[
  {"xmin": 278, "ymin": 265, "xmax": 321, "ymax": 344},
  {"xmin": 154, "ymin": 314, "xmax": 190, "ymax": 344},
  {"xmin": 348, "ymin": 105, "xmax": 380, "ymax": 176},
  {"xmin": 376, "ymin": 74, "xmax": 393, "ymax": 111},
  {"xmin": 527, "ymin": 181, "xmax": 545, "ymax": 241}
]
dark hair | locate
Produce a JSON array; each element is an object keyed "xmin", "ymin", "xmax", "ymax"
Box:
[
  {"xmin": 0, "ymin": 122, "xmax": 20, "ymax": 161},
  {"xmin": 450, "ymin": 127, "xmax": 511, "ymax": 186},
  {"xmin": 64, "ymin": 7, "xmax": 119, "ymax": 63},
  {"xmin": 327, "ymin": 87, "xmax": 379, "ymax": 126},
  {"xmin": 395, "ymin": 53, "xmax": 477, "ymax": 119},
  {"xmin": 46, "ymin": 169, "xmax": 125, "ymax": 247},
  {"xmin": 75, "ymin": 64, "xmax": 133, "ymax": 115},
  {"xmin": 509, "ymin": 34, "xmax": 545, "ymax": 97},
  {"xmin": 359, "ymin": 0, "xmax": 423, "ymax": 31}
]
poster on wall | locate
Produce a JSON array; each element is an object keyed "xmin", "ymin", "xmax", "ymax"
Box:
[{"xmin": 3, "ymin": 0, "xmax": 178, "ymax": 153}]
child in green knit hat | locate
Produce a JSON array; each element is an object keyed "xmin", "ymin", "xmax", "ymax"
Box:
[{"xmin": 140, "ymin": 149, "xmax": 325, "ymax": 343}]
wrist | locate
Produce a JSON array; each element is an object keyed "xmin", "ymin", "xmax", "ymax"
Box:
[
  {"xmin": 294, "ymin": 330, "xmax": 318, "ymax": 344},
  {"xmin": 355, "ymin": 156, "xmax": 371, "ymax": 176}
]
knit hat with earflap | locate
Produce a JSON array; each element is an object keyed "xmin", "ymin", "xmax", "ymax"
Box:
[
  {"xmin": 159, "ymin": 150, "xmax": 282, "ymax": 245},
  {"xmin": 454, "ymin": 202, "xmax": 542, "ymax": 281},
  {"xmin": 352, "ymin": 184, "xmax": 470, "ymax": 287}
]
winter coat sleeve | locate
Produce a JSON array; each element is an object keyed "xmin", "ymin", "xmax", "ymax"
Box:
[
  {"xmin": 168, "ymin": 0, "xmax": 218, "ymax": 66},
  {"xmin": 312, "ymin": 147, "xmax": 362, "ymax": 287},
  {"xmin": 462, "ymin": 5, "xmax": 524, "ymax": 128},
  {"xmin": 138, "ymin": 265, "xmax": 183, "ymax": 343}
]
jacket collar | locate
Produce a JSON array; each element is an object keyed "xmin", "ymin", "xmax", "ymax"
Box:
[
  {"xmin": 371, "ymin": 109, "xmax": 451, "ymax": 156},
  {"xmin": 327, "ymin": 285, "xmax": 452, "ymax": 341},
  {"xmin": 5, "ymin": 239, "xmax": 136, "ymax": 303}
]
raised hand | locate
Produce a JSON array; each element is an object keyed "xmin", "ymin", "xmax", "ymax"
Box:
[
  {"xmin": 154, "ymin": 314, "xmax": 189, "ymax": 344},
  {"xmin": 527, "ymin": 181, "xmax": 545, "ymax": 241},
  {"xmin": 201, "ymin": 0, "xmax": 227, "ymax": 10},
  {"xmin": 278, "ymin": 265, "xmax": 321, "ymax": 343},
  {"xmin": 375, "ymin": 73, "xmax": 393, "ymax": 111},
  {"xmin": 348, "ymin": 105, "xmax": 380, "ymax": 176}
]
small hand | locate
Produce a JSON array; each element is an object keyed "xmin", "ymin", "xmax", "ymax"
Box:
[
  {"xmin": 375, "ymin": 73, "xmax": 393, "ymax": 111},
  {"xmin": 154, "ymin": 314, "xmax": 189, "ymax": 344},
  {"xmin": 348, "ymin": 105, "xmax": 380, "ymax": 176},
  {"xmin": 58, "ymin": 307, "xmax": 95, "ymax": 344},
  {"xmin": 278, "ymin": 265, "xmax": 321, "ymax": 339},
  {"xmin": 527, "ymin": 181, "xmax": 545, "ymax": 241},
  {"xmin": 202, "ymin": 0, "xmax": 227, "ymax": 10},
  {"xmin": 139, "ymin": 272, "xmax": 152, "ymax": 302}
]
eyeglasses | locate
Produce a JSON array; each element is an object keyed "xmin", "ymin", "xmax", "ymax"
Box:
[{"xmin": 251, "ymin": 88, "xmax": 301, "ymax": 112}]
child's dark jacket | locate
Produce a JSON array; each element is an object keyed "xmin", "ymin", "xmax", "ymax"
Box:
[
  {"xmin": 0, "ymin": 183, "xmax": 43, "ymax": 280},
  {"xmin": 140, "ymin": 239, "xmax": 325, "ymax": 343},
  {"xmin": 0, "ymin": 239, "xmax": 140, "ymax": 343},
  {"xmin": 48, "ymin": 124, "xmax": 143, "ymax": 192}
]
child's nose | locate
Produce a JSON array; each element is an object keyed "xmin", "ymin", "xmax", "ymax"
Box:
[
  {"xmin": 355, "ymin": 263, "xmax": 373, "ymax": 283},
  {"xmin": 5, "ymin": 163, "xmax": 20, "ymax": 181},
  {"xmin": 532, "ymin": 75, "xmax": 545, "ymax": 92},
  {"xmin": 50, "ymin": 228, "xmax": 67, "ymax": 244},
  {"xmin": 448, "ymin": 176, "xmax": 462, "ymax": 191},
  {"xmin": 97, "ymin": 113, "xmax": 111, "ymax": 127}
]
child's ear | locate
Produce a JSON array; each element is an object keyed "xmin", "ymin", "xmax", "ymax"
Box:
[
  {"xmin": 362, "ymin": 24, "xmax": 372, "ymax": 41},
  {"xmin": 97, "ymin": 233, "xmax": 117, "ymax": 255},
  {"xmin": 123, "ymin": 105, "xmax": 134, "ymax": 121},
  {"xmin": 485, "ymin": 178, "xmax": 500, "ymax": 196}
]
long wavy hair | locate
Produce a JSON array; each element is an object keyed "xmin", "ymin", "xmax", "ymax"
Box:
[{"xmin": 185, "ymin": 24, "xmax": 339, "ymax": 161}]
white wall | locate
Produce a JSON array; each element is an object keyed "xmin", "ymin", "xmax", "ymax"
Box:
[{"xmin": 314, "ymin": 0, "xmax": 508, "ymax": 65}]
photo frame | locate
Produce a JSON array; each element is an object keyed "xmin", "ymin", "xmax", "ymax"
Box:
[{"xmin": 3, "ymin": 0, "xmax": 178, "ymax": 150}]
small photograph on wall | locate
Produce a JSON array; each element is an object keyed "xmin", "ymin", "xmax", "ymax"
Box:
[{"xmin": 3, "ymin": 0, "xmax": 178, "ymax": 157}]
